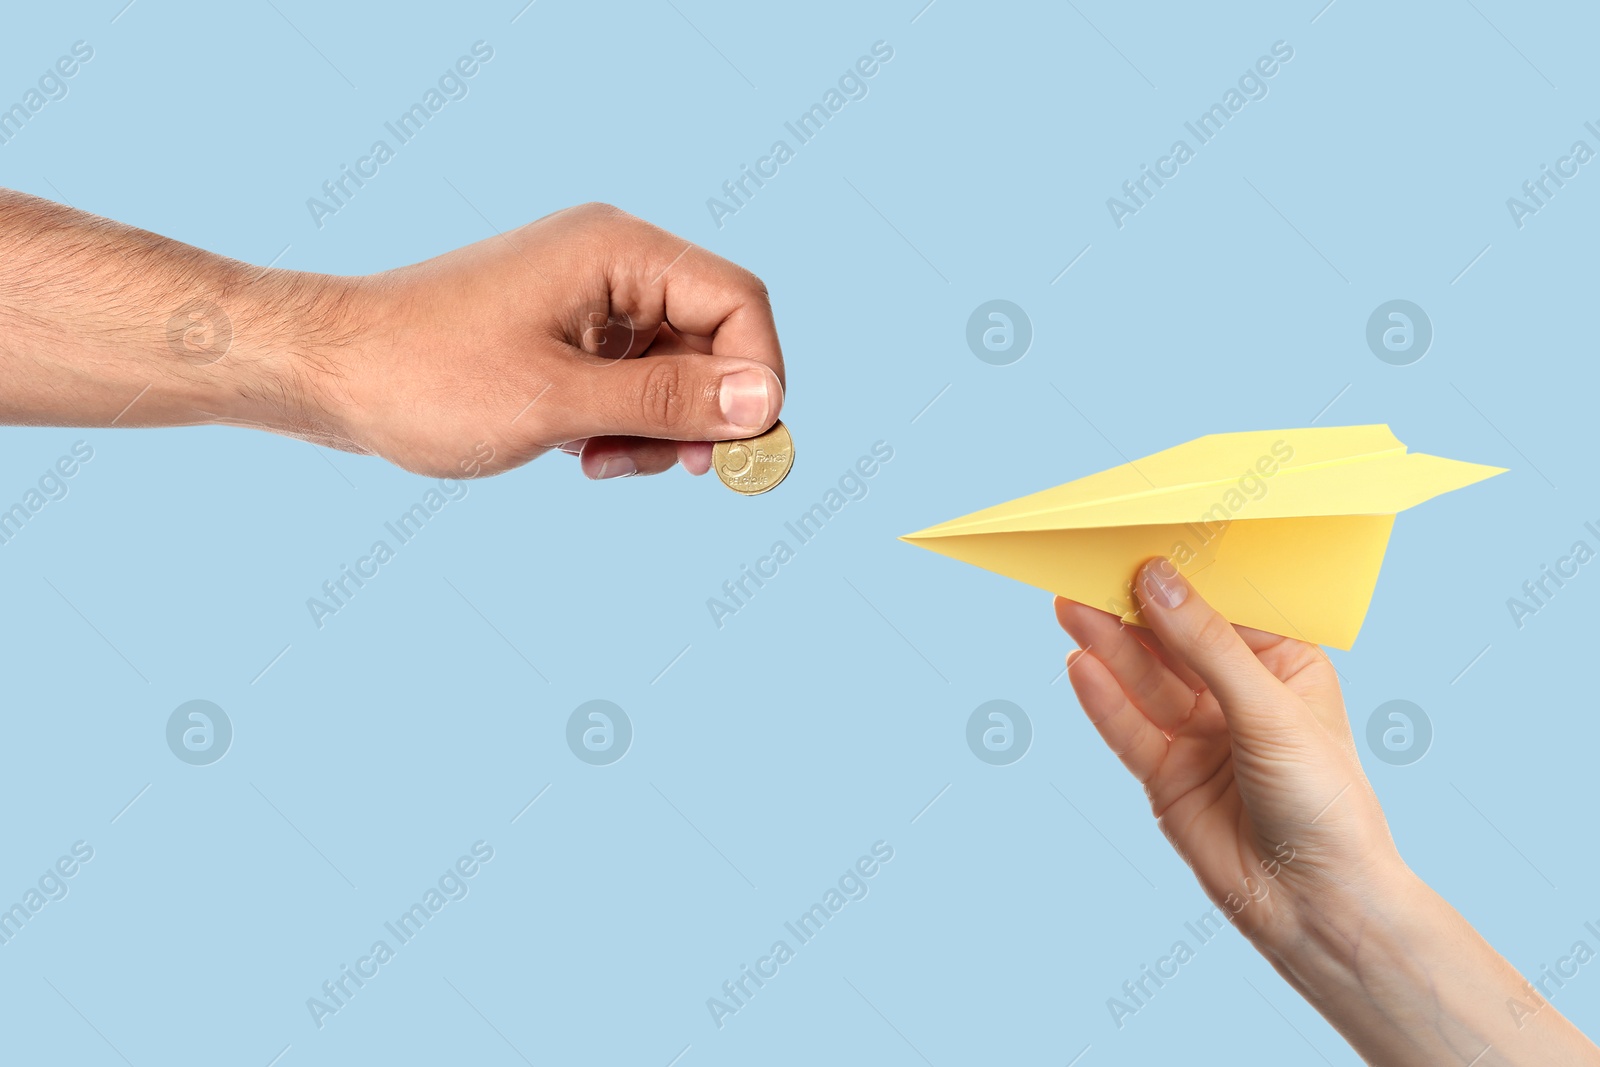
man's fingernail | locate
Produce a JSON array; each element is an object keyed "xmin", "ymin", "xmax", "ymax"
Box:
[
  {"xmin": 1141, "ymin": 558, "xmax": 1188, "ymax": 610},
  {"xmin": 558, "ymin": 440, "xmax": 585, "ymax": 456},
  {"xmin": 719, "ymin": 369, "xmax": 772, "ymax": 431},
  {"xmin": 596, "ymin": 457, "xmax": 637, "ymax": 480},
  {"xmin": 679, "ymin": 440, "xmax": 714, "ymax": 475}
]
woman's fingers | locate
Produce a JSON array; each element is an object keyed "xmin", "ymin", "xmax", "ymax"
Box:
[
  {"xmin": 1066, "ymin": 648, "xmax": 1169, "ymax": 784},
  {"xmin": 1126, "ymin": 623, "xmax": 1209, "ymax": 694},
  {"xmin": 1055, "ymin": 597, "xmax": 1200, "ymax": 733},
  {"xmin": 1134, "ymin": 558, "xmax": 1308, "ymax": 742}
]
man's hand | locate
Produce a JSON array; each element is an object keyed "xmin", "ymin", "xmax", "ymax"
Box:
[
  {"xmin": 326, "ymin": 202, "xmax": 785, "ymax": 479},
  {"xmin": 0, "ymin": 192, "xmax": 785, "ymax": 481}
]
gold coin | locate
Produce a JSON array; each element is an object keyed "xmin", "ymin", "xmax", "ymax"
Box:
[{"xmin": 712, "ymin": 420, "xmax": 794, "ymax": 495}]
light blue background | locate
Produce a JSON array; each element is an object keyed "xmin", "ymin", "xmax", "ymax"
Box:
[{"xmin": 2, "ymin": 2, "xmax": 1597, "ymax": 1064}]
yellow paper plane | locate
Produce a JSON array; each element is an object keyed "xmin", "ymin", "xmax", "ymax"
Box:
[{"xmin": 901, "ymin": 425, "xmax": 1504, "ymax": 649}]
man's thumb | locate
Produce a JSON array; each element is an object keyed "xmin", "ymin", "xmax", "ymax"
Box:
[{"xmin": 542, "ymin": 354, "xmax": 781, "ymax": 443}]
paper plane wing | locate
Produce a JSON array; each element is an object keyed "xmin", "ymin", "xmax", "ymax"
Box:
[{"xmin": 901, "ymin": 425, "xmax": 1504, "ymax": 649}]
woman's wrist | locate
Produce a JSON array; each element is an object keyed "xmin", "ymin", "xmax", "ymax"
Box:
[
  {"xmin": 1258, "ymin": 866, "xmax": 1477, "ymax": 1062},
  {"xmin": 1264, "ymin": 861, "xmax": 1433, "ymax": 1000},
  {"xmin": 1254, "ymin": 863, "xmax": 1593, "ymax": 1065}
]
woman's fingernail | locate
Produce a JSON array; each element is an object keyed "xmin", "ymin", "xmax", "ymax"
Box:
[
  {"xmin": 596, "ymin": 457, "xmax": 637, "ymax": 480},
  {"xmin": 558, "ymin": 440, "xmax": 586, "ymax": 456},
  {"xmin": 1066, "ymin": 649, "xmax": 1084, "ymax": 668},
  {"xmin": 719, "ymin": 369, "xmax": 772, "ymax": 432},
  {"xmin": 1141, "ymin": 558, "xmax": 1189, "ymax": 610}
]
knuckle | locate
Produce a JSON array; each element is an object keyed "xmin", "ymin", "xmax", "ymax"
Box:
[
  {"xmin": 737, "ymin": 267, "xmax": 772, "ymax": 307},
  {"xmin": 1190, "ymin": 611, "xmax": 1236, "ymax": 659},
  {"xmin": 564, "ymin": 203, "xmax": 634, "ymax": 243},
  {"xmin": 572, "ymin": 201, "xmax": 626, "ymax": 222},
  {"xmin": 636, "ymin": 360, "xmax": 691, "ymax": 433},
  {"xmin": 1129, "ymin": 662, "xmax": 1166, "ymax": 704}
]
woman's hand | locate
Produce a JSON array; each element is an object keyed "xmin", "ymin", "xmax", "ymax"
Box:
[
  {"xmin": 1056, "ymin": 557, "xmax": 1405, "ymax": 946},
  {"xmin": 1057, "ymin": 557, "xmax": 1600, "ymax": 1066}
]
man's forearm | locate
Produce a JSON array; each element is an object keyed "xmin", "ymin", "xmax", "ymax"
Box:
[
  {"xmin": 0, "ymin": 192, "xmax": 788, "ymax": 478},
  {"xmin": 0, "ymin": 188, "xmax": 354, "ymax": 439}
]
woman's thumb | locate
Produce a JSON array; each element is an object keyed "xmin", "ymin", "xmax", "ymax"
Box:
[{"xmin": 1135, "ymin": 558, "xmax": 1302, "ymax": 737}]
